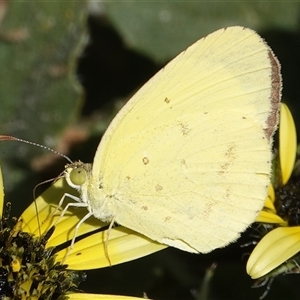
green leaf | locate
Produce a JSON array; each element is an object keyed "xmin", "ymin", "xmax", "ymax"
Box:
[
  {"xmin": 0, "ymin": 1, "xmax": 87, "ymax": 194},
  {"xmin": 102, "ymin": 1, "xmax": 299, "ymax": 62}
]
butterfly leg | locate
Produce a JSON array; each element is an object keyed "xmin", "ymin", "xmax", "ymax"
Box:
[
  {"xmin": 42, "ymin": 192, "xmax": 92, "ymax": 263},
  {"xmin": 42, "ymin": 192, "xmax": 83, "ymax": 227},
  {"xmin": 60, "ymin": 209, "xmax": 93, "ymax": 264},
  {"xmin": 53, "ymin": 193, "xmax": 87, "ymax": 226},
  {"xmin": 105, "ymin": 217, "xmax": 115, "ymax": 266}
]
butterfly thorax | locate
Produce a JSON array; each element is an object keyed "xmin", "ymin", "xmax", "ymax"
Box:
[{"xmin": 65, "ymin": 161, "xmax": 115, "ymax": 223}]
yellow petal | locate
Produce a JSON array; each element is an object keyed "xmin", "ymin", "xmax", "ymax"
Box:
[
  {"xmin": 268, "ymin": 184, "xmax": 275, "ymax": 209},
  {"xmin": 68, "ymin": 294, "xmax": 148, "ymax": 299},
  {"xmin": 256, "ymin": 210, "xmax": 287, "ymax": 225},
  {"xmin": 46, "ymin": 213, "xmax": 105, "ymax": 248},
  {"xmin": 0, "ymin": 164, "xmax": 4, "ymax": 218},
  {"xmin": 57, "ymin": 226, "xmax": 166, "ymax": 269},
  {"xmin": 247, "ymin": 226, "xmax": 300, "ymax": 279},
  {"xmin": 279, "ymin": 103, "xmax": 297, "ymax": 185},
  {"xmin": 265, "ymin": 184, "xmax": 275, "ymax": 209}
]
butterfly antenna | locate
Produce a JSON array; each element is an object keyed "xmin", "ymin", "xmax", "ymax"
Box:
[{"xmin": 0, "ymin": 135, "xmax": 73, "ymax": 163}]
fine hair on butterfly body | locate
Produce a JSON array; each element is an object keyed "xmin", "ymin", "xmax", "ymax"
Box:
[{"xmin": 64, "ymin": 26, "xmax": 282, "ymax": 256}]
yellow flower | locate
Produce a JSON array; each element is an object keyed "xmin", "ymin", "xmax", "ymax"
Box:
[
  {"xmin": 247, "ymin": 103, "xmax": 299, "ymax": 281},
  {"xmin": 0, "ymin": 162, "xmax": 165, "ymax": 299}
]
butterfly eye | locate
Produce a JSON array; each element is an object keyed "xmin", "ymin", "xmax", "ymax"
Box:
[{"xmin": 69, "ymin": 167, "xmax": 87, "ymax": 186}]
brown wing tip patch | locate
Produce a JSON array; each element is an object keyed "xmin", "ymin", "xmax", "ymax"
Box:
[{"xmin": 265, "ymin": 50, "xmax": 282, "ymax": 141}]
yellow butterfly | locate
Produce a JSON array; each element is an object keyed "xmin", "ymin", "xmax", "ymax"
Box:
[{"xmin": 65, "ymin": 26, "xmax": 281, "ymax": 254}]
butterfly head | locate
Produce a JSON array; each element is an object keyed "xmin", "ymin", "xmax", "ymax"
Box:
[{"xmin": 64, "ymin": 161, "xmax": 92, "ymax": 192}]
